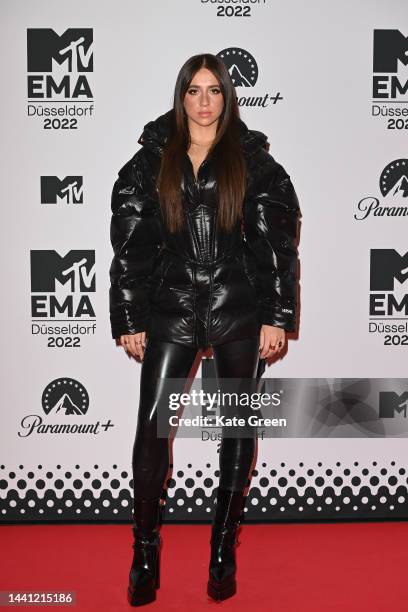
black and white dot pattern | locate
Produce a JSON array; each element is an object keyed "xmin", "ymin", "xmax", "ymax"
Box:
[{"xmin": 1, "ymin": 460, "xmax": 407, "ymax": 522}]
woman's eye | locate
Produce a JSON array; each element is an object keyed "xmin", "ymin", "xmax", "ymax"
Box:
[{"xmin": 187, "ymin": 88, "xmax": 221, "ymax": 95}]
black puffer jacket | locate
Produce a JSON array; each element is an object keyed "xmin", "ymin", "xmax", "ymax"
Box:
[{"xmin": 109, "ymin": 109, "xmax": 301, "ymax": 350}]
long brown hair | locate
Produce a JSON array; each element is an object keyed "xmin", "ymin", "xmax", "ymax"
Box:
[{"xmin": 157, "ymin": 53, "xmax": 247, "ymax": 234}]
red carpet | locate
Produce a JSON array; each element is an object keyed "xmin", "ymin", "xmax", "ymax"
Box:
[{"xmin": 1, "ymin": 521, "xmax": 407, "ymax": 611}]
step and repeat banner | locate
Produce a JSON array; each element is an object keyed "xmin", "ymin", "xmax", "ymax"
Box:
[{"xmin": 1, "ymin": 0, "xmax": 407, "ymax": 523}]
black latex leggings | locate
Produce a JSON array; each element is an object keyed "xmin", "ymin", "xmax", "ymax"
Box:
[{"xmin": 131, "ymin": 335, "xmax": 260, "ymax": 500}]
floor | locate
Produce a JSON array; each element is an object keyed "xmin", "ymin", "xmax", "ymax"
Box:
[{"xmin": 1, "ymin": 521, "xmax": 407, "ymax": 611}]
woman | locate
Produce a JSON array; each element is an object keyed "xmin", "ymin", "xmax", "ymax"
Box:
[{"xmin": 109, "ymin": 53, "xmax": 300, "ymax": 605}]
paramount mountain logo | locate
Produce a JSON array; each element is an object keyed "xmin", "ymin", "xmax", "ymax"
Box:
[
  {"xmin": 354, "ymin": 158, "xmax": 408, "ymax": 220},
  {"xmin": 42, "ymin": 377, "xmax": 89, "ymax": 416},
  {"xmin": 216, "ymin": 47, "xmax": 283, "ymax": 108},
  {"xmin": 217, "ymin": 48, "xmax": 259, "ymax": 87}
]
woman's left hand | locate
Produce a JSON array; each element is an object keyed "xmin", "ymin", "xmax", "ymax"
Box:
[{"xmin": 259, "ymin": 324, "xmax": 286, "ymax": 359}]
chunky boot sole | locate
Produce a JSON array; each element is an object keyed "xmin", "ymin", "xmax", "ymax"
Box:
[
  {"xmin": 127, "ymin": 581, "xmax": 157, "ymax": 606},
  {"xmin": 207, "ymin": 577, "xmax": 237, "ymax": 601},
  {"xmin": 127, "ymin": 540, "xmax": 161, "ymax": 605},
  {"xmin": 207, "ymin": 488, "xmax": 245, "ymax": 602}
]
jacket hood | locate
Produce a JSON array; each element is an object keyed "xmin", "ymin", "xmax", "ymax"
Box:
[{"xmin": 137, "ymin": 108, "xmax": 268, "ymax": 156}]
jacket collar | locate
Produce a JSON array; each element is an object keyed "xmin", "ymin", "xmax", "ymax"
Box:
[{"xmin": 137, "ymin": 108, "xmax": 268, "ymax": 157}]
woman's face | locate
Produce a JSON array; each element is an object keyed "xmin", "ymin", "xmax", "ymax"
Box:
[{"xmin": 183, "ymin": 67, "xmax": 224, "ymax": 129}]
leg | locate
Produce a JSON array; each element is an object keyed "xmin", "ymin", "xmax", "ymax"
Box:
[
  {"xmin": 207, "ymin": 335, "xmax": 260, "ymax": 602},
  {"xmin": 132, "ymin": 338, "xmax": 198, "ymax": 500},
  {"xmin": 128, "ymin": 338, "xmax": 198, "ymax": 606},
  {"xmin": 212, "ymin": 335, "xmax": 260, "ymax": 492}
]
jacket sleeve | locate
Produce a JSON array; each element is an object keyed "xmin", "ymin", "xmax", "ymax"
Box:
[
  {"xmin": 243, "ymin": 156, "xmax": 301, "ymax": 332},
  {"xmin": 109, "ymin": 149, "xmax": 162, "ymax": 339}
]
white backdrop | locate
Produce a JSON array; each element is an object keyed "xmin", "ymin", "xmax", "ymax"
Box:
[{"xmin": 1, "ymin": 0, "xmax": 407, "ymax": 522}]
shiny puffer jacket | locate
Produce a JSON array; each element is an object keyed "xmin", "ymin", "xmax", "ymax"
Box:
[{"xmin": 109, "ymin": 109, "xmax": 301, "ymax": 351}]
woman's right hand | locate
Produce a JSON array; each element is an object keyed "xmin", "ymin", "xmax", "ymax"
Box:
[{"xmin": 119, "ymin": 332, "xmax": 146, "ymax": 361}]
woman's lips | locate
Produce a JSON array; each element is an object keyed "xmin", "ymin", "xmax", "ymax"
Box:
[{"xmin": 198, "ymin": 112, "xmax": 211, "ymax": 116}]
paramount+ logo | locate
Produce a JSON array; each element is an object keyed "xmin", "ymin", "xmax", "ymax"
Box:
[
  {"xmin": 18, "ymin": 377, "xmax": 115, "ymax": 438},
  {"xmin": 216, "ymin": 47, "xmax": 283, "ymax": 109},
  {"xmin": 354, "ymin": 159, "xmax": 408, "ymax": 220}
]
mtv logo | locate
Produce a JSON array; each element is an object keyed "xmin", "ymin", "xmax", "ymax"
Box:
[
  {"xmin": 370, "ymin": 249, "xmax": 408, "ymax": 291},
  {"xmin": 27, "ymin": 29, "xmax": 93, "ymax": 72},
  {"xmin": 41, "ymin": 176, "xmax": 83, "ymax": 204},
  {"xmin": 30, "ymin": 250, "xmax": 95, "ymax": 293},
  {"xmin": 379, "ymin": 391, "xmax": 408, "ymax": 418},
  {"xmin": 373, "ymin": 30, "xmax": 408, "ymax": 73}
]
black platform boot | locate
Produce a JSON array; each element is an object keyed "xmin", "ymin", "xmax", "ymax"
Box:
[
  {"xmin": 127, "ymin": 497, "xmax": 163, "ymax": 606},
  {"xmin": 207, "ymin": 487, "xmax": 246, "ymax": 602}
]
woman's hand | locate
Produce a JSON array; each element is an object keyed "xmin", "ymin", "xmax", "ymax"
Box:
[
  {"xmin": 259, "ymin": 324, "xmax": 285, "ymax": 359},
  {"xmin": 119, "ymin": 332, "xmax": 146, "ymax": 361}
]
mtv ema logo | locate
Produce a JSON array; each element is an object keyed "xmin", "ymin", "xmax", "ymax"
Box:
[
  {"xmin": 369, "ymin": 249, "xmax": 408, "ymax": 346},
  {"xmin": 40, "ymin": 176, "xmax": 84, "ymax": 204},
  {"xmin": 354, "ymin": 159, "xmax": 408, "ymax": 220},
  {"xmin": 30, "ymin": 250, "xmax": 96, "ymax": 348},
  {"xmin": 27, "ymin": 28, "xmax": 94, "ymax": 129},
  {"xmin": 379, "ymin": 391, "xmax": 408, "ymax": 418},
  {"xmin": 372, "ymin": 29, "xmax": 408, "ymax": 128},
  {"xmin": 18, "ymin": 377, "xmax": 115, "ymax": 438},
  {"xmin": 216, "ymin": 47, "xmax": 283, "ymax": 109}
]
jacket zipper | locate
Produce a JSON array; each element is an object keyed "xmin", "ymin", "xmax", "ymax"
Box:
[
  {"xmin": 191, "ymin": 261, "xmax": 197, "ymax": 349},
  {"xmin": 205, "ymin": 175, "xmax": 217, "ymax": 351},
  {"xmin": 194, "ymin": 169, "xmax": 212, "ymax": 349},
  {"xmin": 186, "ymin": 153, "xmax": 213, "ymax": 349},
  {"xmin": 203, "ymin": 204, "xmax": 212, "ymax": 350},
  {"xmin": 186, "ymin": 152, "xmax": 207, "ymax": 189}
]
